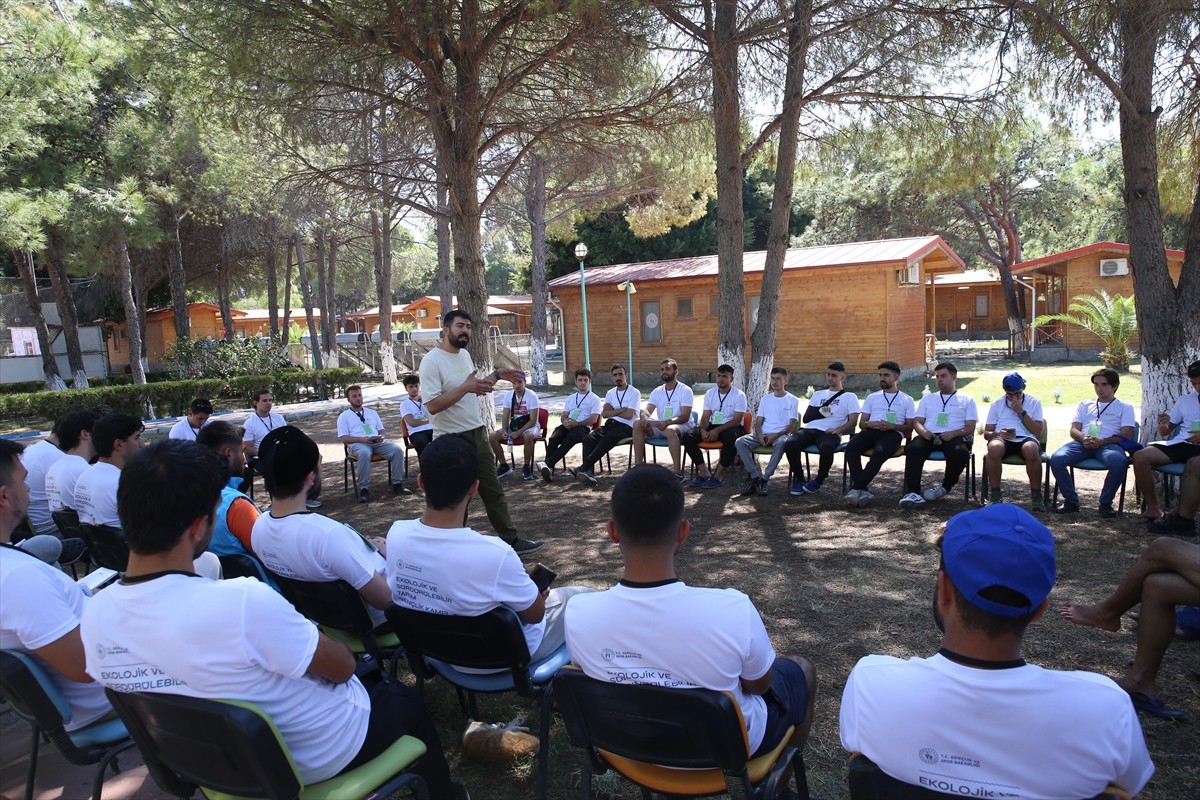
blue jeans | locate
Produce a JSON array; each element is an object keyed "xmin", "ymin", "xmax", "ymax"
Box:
[
  {"xmin": 1049, "ymin": 441, "xmax": 1129, "ymax": 506},
  {"xmin": 735, "ymin": 432, "xmax": 790, "ymax": 480}
]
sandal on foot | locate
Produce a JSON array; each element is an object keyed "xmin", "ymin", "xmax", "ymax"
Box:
[{"xmin": 1127, "ymin": 690, "xmax": 1186, "ymax": 720}]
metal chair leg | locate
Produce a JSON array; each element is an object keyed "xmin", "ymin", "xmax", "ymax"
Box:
[{"xmin": 24, "ymin": 725, "xmax": 39, "ymax": 800}]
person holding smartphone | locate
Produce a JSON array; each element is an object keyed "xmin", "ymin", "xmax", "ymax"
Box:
[
  {"xmin": 338, "ymin": 384, "xmax": 409, "ymax": 503},
  {"xmin": 983, "ymin": 372, "xmax": 1046, "ymax": 511}
]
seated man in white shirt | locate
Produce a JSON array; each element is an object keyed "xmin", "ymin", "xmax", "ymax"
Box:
[
  {"xmin": 74, "ymin": 414, "xmax": 146, "ymax": 527},
  {"xmin": 572, "ymin": 364, "xmax": 641, "ymax": 485},
  {"xmin": 982, "ymin": 373, "xmax": 1046, "ymax": 511},
  {"xmin": 337, "ymin": 384, "xmax": 408, "ymax": 502},
  {"xmin": 252, "ymin": 426, "xmax": 392, "ymax": 627},
  {"xmin": 565, "ymin": 465, "xmax": 816, "ymax": 759},
  {"xmin": 0, "ymin": 439, "xmax": 111, "ymax": 733},
  {"xmin": 388, "ymin": 434, "xmax": 590, "ymax": 664},
  {"xmin": 734, "ymin": 366, "xmax": 798, "ymax": 496},
  {"xmin": 1132, "ymin": 360, "xmax": 1200, "ymax": 523},
  {"xmin": 80, "ymin": 439, "xmax": 461, "ymax": 798},
  {"xmin": 487, "ymin": 373, "xmax": 542, "ymax": 480},
  {"xmin": 681, "ymin": 364, "xmax": 748, "ymax": 489},
  {"xmin": 241, "ymin": 387, "xmax": 322, "ymax": 508},
  {"xmin": 841, "ymin": 505, "xmax": 1154, "ymax": 798},
  {"xmin": 899, "ymin": 361, "xmax": 978, "ymax": 509},
  {"xmin": 785, "ymin": 361, "xmax": 860, "ymax": 496},
  {"xmin": 167, "ymin": 397, "xmax": 213, "ymax": 441},
  {"xmin": 45, "ymin": 409, "xmax": 100, "ymax": 515},
  {"xmin": 1049, "ymin": 367, "xmax": 1136, "ymax": 518},
  {"xmin": 537, "ymin": 368, "xmax": 602, "ymax": 481},
  {"xmin": 399, "ymin": 373, "xmax": 434, "ymax": 457}
]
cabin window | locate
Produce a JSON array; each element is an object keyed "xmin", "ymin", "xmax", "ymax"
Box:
[
  {"xmin": 974, "ymin": 294, "xmax": 988, "ymax": 318},
  {"xmin": 710, "ymin": 294, "xmax": 719, "ymax": 316},
  {"xmin": 676, "ymin": 297, "xmax": 693, "ymax": 318},
  {"xmin": 748, "ymin": 294, "xmax": 761, "ymax": 331},
  {"xmin": 641, "ymin": 300, "xmax": 662, "ymax": 343}
]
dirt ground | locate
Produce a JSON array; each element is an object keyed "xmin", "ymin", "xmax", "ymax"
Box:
[{"xmin": 293, "ymin": 413, "xmax": 1199, "ymax": 800}]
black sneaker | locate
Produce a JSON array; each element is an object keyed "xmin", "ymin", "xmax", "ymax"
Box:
[
  {"xmin": 496, "ymin": 463, "xmax": 514, "ymax": 479},
  {"xmin": 740, "ymin": 477, "xmax": 758, "ymax": 496},
  {"xmin": 577, "ymin": 469, "xmax": 598, "ymax": 486},
  {"xmin": 511, "ymin": 537, "xmax": 545, "ymax": 556},
  {"xmin": 1055, "ymin": 500, "xmax": 1079, "ymax": 514},
  {"xmin": 1098, "ymin": 503, "xmax": 1116, "ymax": 518},
  {"xmin": 756, "ymin": 479, "xmax": 769, "ymax": 496},
  {"xmin": 358, "ymin": 488, "xmax": 370, "ymax": 503},
  {"xmin": 538, "ymin": 462, "xmax": 552, "ymax": 482},
  {"xmin": 391, "ymin": 483, "xmax": 412, "ymax": 495}
]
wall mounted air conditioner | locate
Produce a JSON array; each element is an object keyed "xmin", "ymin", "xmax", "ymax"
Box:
[
  {"xmin": 1099, "ymin": 258, "xmax": 1128, "ymax": 277},
  {"xmin": 898, "ymin": 263, "xmax": 920, "ymax": 285}
]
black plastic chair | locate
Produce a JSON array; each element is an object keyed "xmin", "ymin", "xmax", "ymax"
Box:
[
  {"xmin": 268, "ymin": 573, "xmax": 401, "ymax": 672},
  {"xmin": 0, "ymin": 650, "xmax": 134, "ymax": 800},
  {"xmin": 847, "ymin": 754, "xmax": 1130, "ymax": 799},
  {"xmin": 105, "ymin": 689, "xmax": 430, "ymax": 800},
  {"xmin": 387, "ymin": 605, "xmax": 570, "ymax": 800},
  {"xmin": 51, "ymin": 509, "xmax": 89, "ymax": 578},
  {"xmin": 218, "ymin": 552, "xmax": 272, "ymax": 582},
  {"xmin": 553, "ymin": 666, "xmax": 810, "ymax": 799},
  {"xmin": 78, "ymin": 523, "xmax": 129, "ymax": 573}
]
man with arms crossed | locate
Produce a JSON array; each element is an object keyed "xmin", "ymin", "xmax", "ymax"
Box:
[
  {"xmin": 843, "ymin": 361, "xmax": 915, "ymax": 507},
  {"xmin": 1049, "ymin": 367, "xmax": 1136, "ymax": 518},
  {"xmin": 81, "ymin": 439, "xmax": 462, "ymax": 798},
  {"xmin": 565, "ymin": 465, "xmax": 817, "ymax": 761},
  {"xmin": 419, "ymin": 310, "xmax": 542, "ymax": 556},
  {"xmin": 630, "ymin": 359, "xmax": 695, "ymax": 478},
  {"xmin": 338, "ymin": 383, "xmax": 409, "ymax": 502},
  {"xmin": 572, "ymin": 364, "xmax": 640, "ymax": 485},
  {"xmin": 785, "ymin": 361, "xmax": 860, "ymax": 496},
  {"xmin": 842, "ymin": 504, "xmax": 1154, "ymax": 798},
  {"xmin": 898, "ymin": 361, "xmax": 977, "ymax": 509},
  {"xmin": 1132, "ymin": 360, "xmax": 1200, "ymax": 523},
  {"xmin": 682, "ymin": 364, "xmax": 748, "ymax": 489},
  {"xmin": 734, "ymin": 366, "xmax": 798, "ymax": 496},
  {"xmin": 982, "ymin": 372, "xmax": 1046, "ymax": 511}
]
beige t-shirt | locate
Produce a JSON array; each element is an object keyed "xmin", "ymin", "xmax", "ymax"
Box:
[{"xmin": 420, "ymin": 346, "xmax": 484, "ymax": 435}]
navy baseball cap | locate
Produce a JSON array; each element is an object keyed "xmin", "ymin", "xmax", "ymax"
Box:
[
  {"xmin": 259, "ymin": 425, "xmax": 319, "ymax": 488},
  {"xmin": 1002, "ymin": 373, "xmax": 1026, "ymax": 392},
  {"xmin": 943, "ymin": 504, "xmax": 1056, "ymax": 617}
]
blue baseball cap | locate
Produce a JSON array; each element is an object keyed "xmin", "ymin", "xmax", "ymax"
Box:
[
  {"xmin": 1002, "ymin": 372, "xmax": 1026, "ymax": 392},
  {"xmin": 943, "ymin": 505, "xmax": 1056, "ymax": 617}
]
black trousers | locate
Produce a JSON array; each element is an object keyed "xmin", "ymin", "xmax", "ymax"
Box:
[
  {"xmin": 682, "ymin": 424, "xmax": 741, "ymax": 470},
  {"xmin": 408, "ymin": 430, "xmax": 432, "ymax": 457},
  {"xmin": 904, "ymin": 435, "xmax": 971, "ymax": 494},
  {"xmin": 844, "ymin": 429, "xmax": 904, "ymax": 491},
  {"xmin": 784, "ymin": 428, "xmax": 842, "ymax": 482},
  {"xmin": 544, "ymin": 424, "xmax": 591, "ymax": 469},
  {"xmin": 581, "ymin": 419, "xmax": 632, "ymax": 470}
]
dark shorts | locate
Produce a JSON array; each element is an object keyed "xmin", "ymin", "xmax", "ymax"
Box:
[
  {"xmin": 1149, "ymin": 441, "xmax": 1200, "ymax": 463},
  {"xmin": 751, "ymin": 657, "xmax": 809, "ymax": 758},
  {"xmin": 996, "ymin": 438, "xmax": 1039, "ymax": 459}
]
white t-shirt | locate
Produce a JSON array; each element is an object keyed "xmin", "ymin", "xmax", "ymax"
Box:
[
  {"xmin": 168, "ymin": 417, "xmax": 210, "ymax": 441},
  {"xmin": 701, "ymin": 386, "xmax": 748, "ymax": 428},
  {"xmin": 647, "ymin": 383, "xmax": 696, "ymax": 429},
  {"xmin": 841, "ymin": 653, "xmax": 1154, "ymax": 799},
  {"xmin": 1162, "ymin": 392, "xmax": 1200, "ymax": 444},
  {"xmin": 565, "ymin": 582, "xmax": 775, "ymax": 754},
  {"xmin": 756, "ymin": 392, "xmax": 799, "ymax": 435},
  {"xmin": 563, "ymin": 391, "xmax": 603, "ymax": 425},
  {"xmin": 420, "ymin": 346, "xmax": 483, "ymax": 435},
  {"xmin": 45, "ymin": 453, "xmax": 90, "ymax": 513},
  {"xmin": 73, "ymin": 462, "xmax": 122, "ymax": 527},
  {"xmin": 802, "ymin": 389, "xmax": 861, "ymax": 433},
  {"xmin": 915, "ymin": 392, "xmax": 979, "ymax": 435},
  {"xmin": 603, "ymin": 386, "xmax": 641, "ymax": 429},
  {"xmin": 986, "ymin": 394, "xmax": 1045, "ymax": 443},
  {"xmin": 337, "ymin": 406, "xmax": 387, "ymax": 439},
  {"xmin": 0, "ymin": 546, "xmax": 110, "ymax": 731},
  {"xmin": 386, "ymin": 519, "xmax": 543, "ymax": 658},
  {"xmin": 400, "ymin": 397, "xmax": 433, "ymax": 436},
  {"xmin": 81, "ymin": 574, "xmax": 370, "ymax": 784},
  {"xmin": 242, "ymin": 412, "xmax": 287, "ymax": 450},
  {"xmin": 859, "ymin": 390, "xmax": 917, "ymax": 426},
  {"xmin": 501, "ymin": 390, "xmax": 541, "ymax": 434},
  {"xmin": 21, "ymin": 440, "xmax": 65, "ymax": 535},
  {"xmin": 1071, "ymin": 398, "xmax": 1136, "ymax": 440},
  {"xmin": 251, "ymin": 511, "xmax": 387, "ymax": 626}
]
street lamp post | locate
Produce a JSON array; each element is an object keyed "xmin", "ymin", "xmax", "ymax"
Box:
[
  {"xmin": 617, "ymin": 280, "xmax": 637, "ymax": 378},
  {"xmin": 575, "ymin": 242, "xmax": 590, "ymax": 370}
]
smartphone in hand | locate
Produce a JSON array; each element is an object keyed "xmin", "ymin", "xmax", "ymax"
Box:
[{"xmin": 528, "ymin": 563, "xmax": 556, "ymax": 592}]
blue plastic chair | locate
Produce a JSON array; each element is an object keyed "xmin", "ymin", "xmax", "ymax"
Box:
[
  {"xmin": 1053, "ymin": 422, "xmax": 1141, "ymax": 514},
  {"xmin": 647, "ymin": 411, "xmax": 699, "ymax": 470}
]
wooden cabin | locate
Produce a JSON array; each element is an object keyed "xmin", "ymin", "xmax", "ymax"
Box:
[
  {"xmin": 395, "ymin": 295, "xmax": 536, "ymax": 334},
  {"xmin": 929, "ymin": 270, "xmax": 1016, "ymax": 340},
  {"xmin": 548, "ymin": 236, "xmax": 965, "ymax": 386},
  {"xmin": 343, "ymin": 304, "xmax": 419, "ymax": 335}
]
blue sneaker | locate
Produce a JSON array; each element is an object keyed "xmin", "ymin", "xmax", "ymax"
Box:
[
  {"xmin": 688, "ymin": 476, "xmax": 708, "ymax": 488},
  {"xmin": 701, "ymin": 476, "xmax": 724, "ymax": 489},
  {"xmin": 789, "ymin": 481, "xmax": 806, "ymax": 496},
  {"xmin": 802, "ymin": 479, "xmax": 823, "ymax": 494}
]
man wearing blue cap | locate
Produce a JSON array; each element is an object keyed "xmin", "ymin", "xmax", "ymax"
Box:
[
  {"xmin": 983, "ymin": 372, "xmax": 1046, "ymax": 511},
  {"xmin": 841, "ymin": 505, "xmax": 1153, "ymax": 798}
]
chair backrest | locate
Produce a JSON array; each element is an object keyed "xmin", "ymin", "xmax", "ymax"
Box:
[
  {"xmin": 79, "ymin": 523, "xmax": 129, "ymax": 572},
  {"xmin": 741, "ymin": 410, "xmax": 753, "ymax": 432},
  {"xmin": 553, "ymin": 667, "xmax": 752, "ymax": 772},
  {"xmin": 52, "ymin": 508, "xmax": 83, "ymax": 539},
  {"xmin": 0, "ymin": 649, "xmax": 72, "ymax": 732},
  {"xmin": 219, "ymin": 552, "xmax": 272, "ymax": 583},
  {"xmin": 105, "ymin": 689, "xmax": 302, "ymax": 800},
  {"xmin": 847, "ymin": 754, "xmax": 1131, "ymax": 800},
  {"xmin": 386, "ymin": 605, "xmax": 535, "ymax": 694},
  {"xmin": 399, "ymin": 416, "xmax": 411, "ymax": 446},
  {"xmin": 268, "ymin": 573, "xmax": 375, "ymax": 636},
  {"xmin": 513, "ymin": 408, "xmax": 551, "ymax": 444}
]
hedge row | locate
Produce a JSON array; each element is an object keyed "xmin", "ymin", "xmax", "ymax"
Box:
[{"xmin": 0, "ymin": 367, "xmax": 363, "ymax": 423}]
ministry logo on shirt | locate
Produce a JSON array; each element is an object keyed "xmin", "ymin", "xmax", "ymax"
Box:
[{"xmin": 919, "ymin": 747, "xmax": 938, "ymax": 765}]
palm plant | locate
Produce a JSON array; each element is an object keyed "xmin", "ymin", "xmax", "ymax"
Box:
[{"xmin": 1034, "ymin": 289, "xmax": 1138, "ymax": 370}]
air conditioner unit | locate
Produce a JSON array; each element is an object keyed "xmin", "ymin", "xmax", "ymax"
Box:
[
  {"xmin": 1099, "ymin": 258, "xmax": 1128, "ymax": 277},
  {"xmin": 417, "ymin": 309, "xmax": 428, "ymax": 317},
  {"xmin": 898, "ymin": 264, "xmax": 920, "ymax": 286}
]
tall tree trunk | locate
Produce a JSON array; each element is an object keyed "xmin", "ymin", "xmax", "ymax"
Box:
[
  {"xmin": 712, "ymin": 0, "xmax": 746, "ymax": 386},
  {"xmin": 371, "ymin": 206, "xmax": 397, "ymax": 384},
  {"xmin": 16, "ymin": 251, "xmax": 67, "ymax": 390},
  {"xmin": 747, "ymin": 0, "xmax": 811, "ymax": 410},
  {"xmin": 265, "ymin": 225, "xmax": 280, "ymax": 339},
  {"xmin": 315, "ymin": 228, "xmax": 338, "ymax": 367},
  {"xmin": 165, "ymin": 203, "xmax": 190, "ymax": 347},
  {"xmin": 1117, "ymin": 0, "xmax": 1200, "ymax": 436},
  {"xmin": 44, "ymin": 226, "xmax": 89, "ymax": 388},
  {"xmin": 525, "ymin": 154, "xmax": 549, "ymax": 386},
  {"xmin": 294, "ymin": 231, "xmax": 323, "ymax": 370},
  {"xmin": 324, "ymin": 230, "xmax": 340, "ymax": 367},
  {"xmin": 115, "ymin": 224, "xmax": 147, "ymax": 387},
  {"xmin": 282, "ymin": 238, "xmax": 294, "ymax": 345},
  {"xmin": 436, "ymin": 160, "xmax": 454, "ymax": 320},
  {"xmin": 217, "ymin": 228, "xmax": 235, "ymax": 341}
]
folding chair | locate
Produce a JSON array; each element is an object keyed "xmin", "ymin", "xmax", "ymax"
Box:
[
  {"xmin": 387, "ymin": 605, "xmax": 569, "ymax": 800},
  {"xmin": 554, "ymin": 666, "xmax": 811, "ymax": 800},
  {"xmin": 342, "ymin": 444, "xmax": 394, "ymax": 492},
  {"xmin": 78, "ymin": 523, "xmax": 130, "ymax": 573},
  {"xmin": 980, "ymin": 424, "xmax": 1050, "ymax": 505},
  {"xmin": 846, "ymin": 753, "xmax": 1130, "ymax": 799},
  {"xmin": 1052, "ymin": 423, "xmax": 1140, "ymax": 514},
  {"xmin": 105, "ymin": 690, "xmax": 430, "ymax": 800},
  {"xmin": 0, "ymin": 650, "xmax": 134, "ymax": 800},
  {"xmin": 507, "ymin": 408, "xmax": 551, "ymax": 470}
]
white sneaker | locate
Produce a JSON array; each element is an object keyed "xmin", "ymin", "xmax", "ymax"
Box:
[
  {"xmin": 922, "ymin": 486, "xmax": 948, "ymax": 502},
  {"xmin": 899, "ymin": 492, "xmax": 926, "ymax": 508},
  {"xmin": 844, "ymin": 489, "xmax": 862, "ymax": 506},
  {"xmin": 857, "ymin": 490, "xmax": 875, "ymax": 507}
]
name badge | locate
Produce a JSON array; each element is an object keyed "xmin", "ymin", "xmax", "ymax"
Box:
[
  {"xmin": 418, "ymin": 413, "xmax": 429, "ymax": 421},
  {"xmin": 363, "ymin": 423, "xmax": 376, "ymax": 436},
  {"xmin": 712, "ymin": 412, "xmax": 725, "ymax": 424},
  {"xmin": 935, "ymin": 412, "xmax": 950, "ymax": 426},
  {"xmin": 570, "ymin": 408, "xmax": 582, "ymax": 421},
  {"xmin": 1087, "ymin": 422, "xmax": 1102, "ymax": 437},
  {"xmin": 885, "ymin": 411, "xmax": 898, "ymax": 424},
  {"xmin": 1191, "ymin": 421, "xmax": 1200, "ymax": 432},
  {"xmin": 663, "ymin": 405, "xmax": 673, "ymax": 419}
]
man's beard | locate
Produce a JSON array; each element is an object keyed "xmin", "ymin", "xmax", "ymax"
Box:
[{"xmin": 451, "ymin": 333, "xmax": 470, "ymax": 349}]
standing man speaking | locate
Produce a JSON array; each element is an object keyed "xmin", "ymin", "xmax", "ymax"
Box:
[{"xmin": 421, "ymin": 310, "xmax": 543, "ymax": 556}]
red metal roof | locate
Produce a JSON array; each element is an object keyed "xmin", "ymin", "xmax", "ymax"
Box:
[
  {"xmin": 548, "ymin": 236, "xmax": 964, "ymax": 288},
  {"xmin": 1012, "ymin": 241, "xmax": 1186, "ymax": 273}
]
